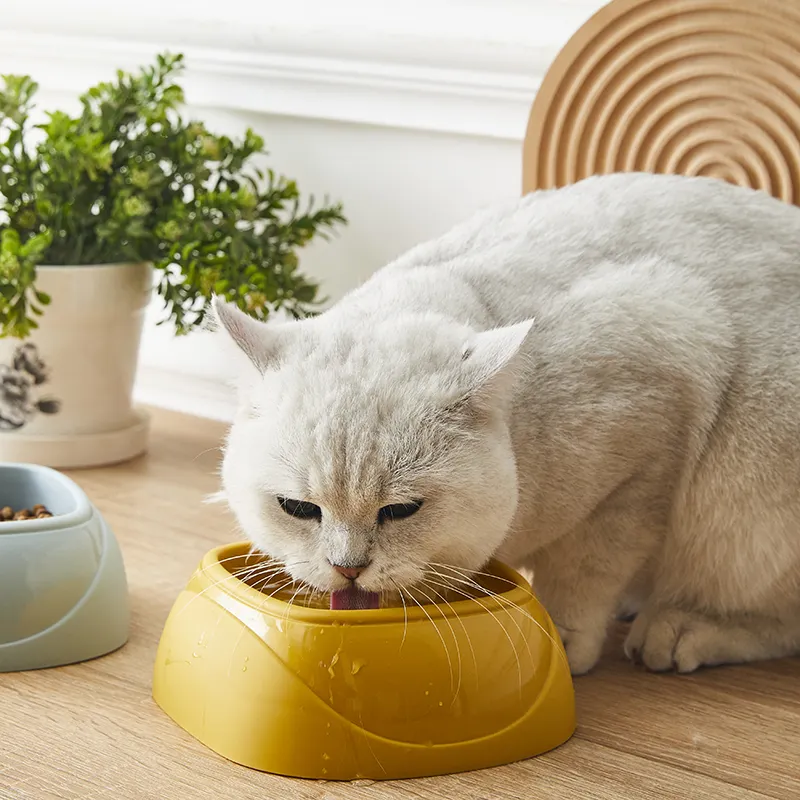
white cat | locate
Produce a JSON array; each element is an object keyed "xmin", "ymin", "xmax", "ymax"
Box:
[{"xmin": 215, "ymin": 172, "xmax": 800, "ymax": 675}]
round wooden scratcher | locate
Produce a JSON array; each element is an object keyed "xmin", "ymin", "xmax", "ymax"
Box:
[{"xmin": 523, "ymin": 0, "xmax": 800, "ymax": 205}]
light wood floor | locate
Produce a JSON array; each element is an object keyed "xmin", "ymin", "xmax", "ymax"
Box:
[{"xmin": 2, "ymin": 408, "xmax": 799, "ymax": 800}]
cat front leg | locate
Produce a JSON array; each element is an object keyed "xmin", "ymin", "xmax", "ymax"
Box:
[
  {"xmin": 527, "ymin": 546, "xmax": 639, "ymax": 674},
  {"xmin": 522, "ymin": 504, "xmax": 660, "ymax": 675},
  {"xmin": 624, "ymin": 606, "xmax": 800, "ymax": 673}
]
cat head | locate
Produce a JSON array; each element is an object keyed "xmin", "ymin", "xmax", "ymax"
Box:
[{"xmin": 215, "ymin": 298, "xmax": 532, "ymax": 599}]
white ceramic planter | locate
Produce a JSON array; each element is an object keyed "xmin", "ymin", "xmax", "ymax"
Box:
[{"xmin": 0, "ymin": 263, "xmax": 152, "ymax": 468}]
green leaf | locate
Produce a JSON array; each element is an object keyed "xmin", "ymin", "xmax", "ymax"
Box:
[
  {"xmin": 293, "ymin": 284, "xmax": 318, "ymax": 303},
  {"xmin": 0, "ymin": 51, "xmax": 346, "ymax": 339}
]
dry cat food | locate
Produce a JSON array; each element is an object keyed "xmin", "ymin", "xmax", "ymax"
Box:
[{"xmin": 0, "ymin": 504, "xmax": 53, "ymax": 522}]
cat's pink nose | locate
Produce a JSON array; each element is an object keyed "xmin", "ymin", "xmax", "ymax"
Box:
[{"xmin": 332, "ymin": 563, "xmax": 368, "ymax": 580}]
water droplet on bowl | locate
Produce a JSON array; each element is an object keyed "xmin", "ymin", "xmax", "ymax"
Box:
[
  {"xmin": 322, "ymin": 752, "xmax": 330, "ymax": 761},
  {"xmin": 327, "ymin": 652, "xmax": 340, "ymax": 677},
  {"xmin": 351, "ymin": 659, "xmax": 365, "ymax": 675}
]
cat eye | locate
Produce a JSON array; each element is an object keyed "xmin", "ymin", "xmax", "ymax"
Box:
[
  {"xmin": 378, "ymin": 500, "xmax": 423, "ymax": 524},
  {"xmin": 278, "ymin": 496, "xmax": 322, "ymax": 521}
]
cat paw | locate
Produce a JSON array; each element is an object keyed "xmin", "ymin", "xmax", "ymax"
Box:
[
  {"xmin": 558, "ymin": 626, "xmax": 604, "ymax": 675},
  {"xmin": 624, "ymin": 608, "xmax": 740, "ymax": 673}
]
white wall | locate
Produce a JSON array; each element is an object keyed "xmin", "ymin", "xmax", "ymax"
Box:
[{"xmin": 0, "ymin": 0, "xmax": 605, "ymax": 421}]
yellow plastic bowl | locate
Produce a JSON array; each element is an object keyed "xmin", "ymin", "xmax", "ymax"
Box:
[{"xmin": 152, "ymin": 542, "xmax": 575, "ymax": 780}]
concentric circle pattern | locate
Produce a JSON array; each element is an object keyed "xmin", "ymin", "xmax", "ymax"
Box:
[{"xmin": 523, "ymin": 0, "xmax": 800, "ymax": 205}]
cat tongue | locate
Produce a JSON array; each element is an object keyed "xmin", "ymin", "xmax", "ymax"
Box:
[{"xmin": 330, "ymin": 585, "xmax": 380, "ymax": 610}]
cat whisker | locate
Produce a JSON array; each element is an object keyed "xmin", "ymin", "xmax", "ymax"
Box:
[
  {"xmin": 419, "ymin": 579, "xmax": 479, "ymax": 687},
  {"xmin": 356, "ymin": 706, "xmax": 388, "ymax": 776},
  {"xmin": 172, "ymin": 571, "xmax": 243, "ymax": 618},
  {"xmin": 193, "ymin": 445, "xmax": 222, "ymax": 462},
  {"xmin": 424, "ymin": 575, "xmax": 523, "ymax": 697},
  {"xmin": 428, "ymin": 567, "xmax": 569, "ymax": 671},
  {"xmin": 175, "ymin": 558, "xmax": 307, "ymax": 618},
  {"xmin": 415, "ymin": 581, "xmax": 465, "ymax": 706},
  {"xmin": 196, "ymin": 545, "xmax": 301, "ymax": 568},
  {"xmin": 231, "ymin": 567, "xmax": 299, "ymax": 594},
  {"xmin": 400, "ymin": 586, "xmax": 456, "ymax": 697},
  {"xmin": 230, "ymin": 557, "xmax": 309, "ymax": 576},
  {"xmin": 429, "ymin": 572, "xmax": 534, "ymax": 663},
  {"xmin": 230, "ymin": 559, "xmax": 281, "ymax": 575},
  {"xmin": 390, "ymin": 581, "xmax": 409, "ymax": 652},
  {"xmin": 206, "ymin": 551, "xmax": 285, "ymax": 567},
  {"xmin": 226, "ymin": 577, "xmax": 295, "ymax": 677},
  {"xmin": 282, "ymin": 582, "xmax": 308, "ymax": 625},
  {"xmin": 427, "ymin": 568, "xmax": 535, "ymax": 668},
  {"xmin": 232, "ymin": 564, "xmax": 292, "ymax": 585},
  {"xmin": 427, "ymin": 561, "xmax": 538, "ymax": 598}
]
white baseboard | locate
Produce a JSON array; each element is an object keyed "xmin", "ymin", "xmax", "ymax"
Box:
[{"xmin": 134, "ymin": 367, "xmax": 236, "ymax": 423}]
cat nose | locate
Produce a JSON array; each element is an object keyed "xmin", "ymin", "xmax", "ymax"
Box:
[{"xmin": 331, "ymin": 563, "xmax": 370, "ymax": 580}]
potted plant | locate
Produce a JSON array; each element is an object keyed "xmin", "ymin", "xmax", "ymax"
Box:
[{"xmin": 0, "ymin": 53, "xmax": 345, "ymax": 468}]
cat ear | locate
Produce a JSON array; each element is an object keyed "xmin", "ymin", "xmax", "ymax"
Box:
[
  {"xmin": 460, "ymin": 318, "xmax": 534, "ymax": 395},
  {"xmin": 212, "ymin": 297, "xmax": 285, "ymax": 373}
]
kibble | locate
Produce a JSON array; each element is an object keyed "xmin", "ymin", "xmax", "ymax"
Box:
[{"xmin": 0, "ymin": 504, "xmax": 53, "ymax": 522}]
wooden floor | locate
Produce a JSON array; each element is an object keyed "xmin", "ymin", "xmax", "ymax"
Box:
[{"xmin": 2, "ymin": 408, "xmax": 799, "ymax": 800}]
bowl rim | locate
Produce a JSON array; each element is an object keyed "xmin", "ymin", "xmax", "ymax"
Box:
[
  {"xmin": 0, "ymin": 462, "xmax": 92, "ymax": 536},
  {"xmin": 195, "ymin": 542, "xmax": 537, "ymax": 625}
]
